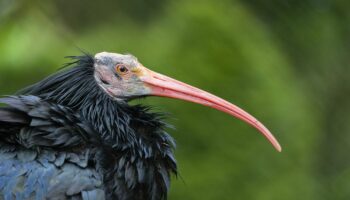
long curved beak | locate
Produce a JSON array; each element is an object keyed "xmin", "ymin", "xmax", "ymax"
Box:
[{"xmin": 139, "ymin": 67, "xmax": 282, "ymax": 152}]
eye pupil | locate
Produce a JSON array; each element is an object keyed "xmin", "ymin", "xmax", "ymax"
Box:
[{"xmin": 116, "ymin": 64, "xmax": 128, "ymax": 74}]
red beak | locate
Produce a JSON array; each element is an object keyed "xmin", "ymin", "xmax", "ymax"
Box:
[{"xmin": 140, "ymin": 68, "xmax": 281, "ymax": 152}]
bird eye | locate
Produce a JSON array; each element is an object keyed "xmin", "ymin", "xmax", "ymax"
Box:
[{"xmin": 115, "ymin": 64, "xmax": 129, "ymax": 74}]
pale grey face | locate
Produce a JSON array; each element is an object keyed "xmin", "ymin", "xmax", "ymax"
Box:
[{"xmin": 94, "ymin": 52, "xmax": 151, "ymax": 100}]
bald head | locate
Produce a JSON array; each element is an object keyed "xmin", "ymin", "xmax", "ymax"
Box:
[{"xmin": 94, "ymin": 52, "xmax": 139, "ymax": 68}]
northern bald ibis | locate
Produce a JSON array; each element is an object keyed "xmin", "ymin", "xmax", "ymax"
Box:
[{"xmin": 0, "ymin": 52, "xmax": 281, "ymax": 199}]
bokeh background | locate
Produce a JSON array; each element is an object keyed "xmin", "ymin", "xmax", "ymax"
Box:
[{"xmin": 0, "ymin": 0, "xmax": 349, "ymax": 199}]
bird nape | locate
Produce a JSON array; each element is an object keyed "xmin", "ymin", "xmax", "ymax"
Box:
[{"xmin": 0, "ymin": 52, "xmax": 281, "ymax": 200}]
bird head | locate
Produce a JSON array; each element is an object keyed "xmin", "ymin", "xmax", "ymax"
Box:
[{"xmin": 94, "ymin": 52, "xmax": 281, "ymax": 152}]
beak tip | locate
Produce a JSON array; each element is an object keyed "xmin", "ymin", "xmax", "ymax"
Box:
[
  {"xmin": 269, "ymin": 136, "xmax": 282, "ymax": 152},
  {"xmin": 271, "ymin": 137, "xmax": 282, "ymax": 152},
  {"xmin": 254, "ymin": 121, "xmax": 282, "ymax": 152},
  {"xmin": 275, "ymin": 144, "xmax": 282, "ymax": 152}
]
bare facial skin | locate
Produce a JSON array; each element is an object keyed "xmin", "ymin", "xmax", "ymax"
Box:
[{"xmin": 94, "ymin": 52, "xmax": 150, "ymax": 100}]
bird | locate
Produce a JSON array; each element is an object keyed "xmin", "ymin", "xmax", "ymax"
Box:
[{"xmin": 0, "ymin": 52, "xmax": 281, "ymax": 200}]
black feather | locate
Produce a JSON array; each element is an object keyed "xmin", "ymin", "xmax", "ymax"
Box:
[{"xmin": 0, "ymin": 54, "xmax": 177, "ymax": 200}]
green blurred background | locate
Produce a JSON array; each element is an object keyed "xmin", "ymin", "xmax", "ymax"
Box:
[{"xmin": 0, "ymin": 0, "xmax": 349, "ymax": 199}]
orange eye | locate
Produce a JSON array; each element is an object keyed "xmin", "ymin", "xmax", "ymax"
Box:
[{"xmin": 115, "ymin": 64, "xmax": 129, "ymax": 74}]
